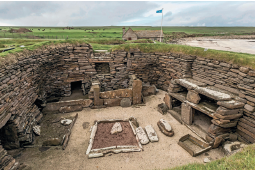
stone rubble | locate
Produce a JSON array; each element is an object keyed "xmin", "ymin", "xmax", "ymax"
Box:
[
  {"xmin": 61, "ymin": 119, "xmax": 73, "ymax": 126},
  {"xmin": 32, "ymin": 125, "xmax": 41, "ymax": 136}
]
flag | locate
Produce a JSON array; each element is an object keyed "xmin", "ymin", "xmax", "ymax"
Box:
[{"xmin": 156, "ymin": 9, "xmax": 162, "ymax": 13}]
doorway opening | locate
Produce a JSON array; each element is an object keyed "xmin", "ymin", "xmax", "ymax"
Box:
[{"xmin": 71, "ymin": 81, "xmax": 82, "ymax": 93}]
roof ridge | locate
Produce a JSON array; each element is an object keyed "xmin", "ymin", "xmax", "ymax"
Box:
[{"xmin": 122, "ymin": 27, "xmax": 134, "ymax": 37}]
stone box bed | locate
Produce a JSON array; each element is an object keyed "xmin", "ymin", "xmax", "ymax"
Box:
[{"xmin": 86, "ymin": 119, "xmax": 142, "ymax": 158}]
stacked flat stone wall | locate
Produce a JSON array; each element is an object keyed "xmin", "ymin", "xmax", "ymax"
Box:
[
  {"xmin": 191, "ymin": 57, "xmax": 255, "ymax": 143},
  {"xmin": 0, "ymin": 44, "xmax": 255, "ymax": 159}
]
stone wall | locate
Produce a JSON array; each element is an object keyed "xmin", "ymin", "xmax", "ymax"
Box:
[
  {"xmin": 0, "ymin": 44, "xmax": 255, "ymax": 155},
  {"xmin": 191, "ymin": 57, "xmax": 255, "ymax": 143}
]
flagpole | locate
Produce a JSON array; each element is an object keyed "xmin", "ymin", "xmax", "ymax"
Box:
[{"xmin": 160, "ymin": 8, "xmax": 163, "ymax": 42}]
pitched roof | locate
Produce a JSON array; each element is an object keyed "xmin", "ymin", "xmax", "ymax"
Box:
[
  {"xmin": 122, "ymin": 27, "xmax": 164, "ymax": 38},
  {"xmin": 134, "ymin": 30, "xmax": 164, "ymax": 38},
  {"xmin": 122, "ymin": 27, "xmax": 136, "ymax": 37}
]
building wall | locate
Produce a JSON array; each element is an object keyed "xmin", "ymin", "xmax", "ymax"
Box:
[{"xmin": 122, "ymin": 29, "xmax": 138, "ymax": 40}]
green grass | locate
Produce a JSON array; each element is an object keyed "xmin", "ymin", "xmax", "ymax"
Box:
[
  {"xmin": 0, "ymin": 26, "xmax": 255, "ymax": 40},
  {"xmin": 170, "ymin": 144, "xmax": 255, "ymax": 170},
  {"xmin": 126, "ymin": 39, "xmax": 154, "ymax": 43},
  {"xmin": 0, "ymin": 39, "xmax": 90, "ymax": 66},
  {"xmin": 112, "ymin": 43, "xmax": 255, "ymax": 69},
  {"xmin": 0, "ymin": 38, "xmax": 255, "ymax": 69}
]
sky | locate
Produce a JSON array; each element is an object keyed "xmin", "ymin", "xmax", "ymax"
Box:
[{"xmin": 0, "ymin": 1, "xmax": 255, "ymax": 26}]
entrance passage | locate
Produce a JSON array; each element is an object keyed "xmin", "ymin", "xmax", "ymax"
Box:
[
  {"xmin": 71, "ymin": 81, "xmax": 82, "ymax": 93},
  {"xmin": 60, "ymin": 81, "xmax": 88, "ymax": 101}
]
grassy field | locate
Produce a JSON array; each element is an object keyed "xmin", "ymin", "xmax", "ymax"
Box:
[
  {"xmin": 170, "ymin": 144, "xmax": 255, "ymax": 170},
  {"xmin": 0, "ymin": 26, "xmax": 255, "ymax": 68},
  {"xmin": 0, "ymin": 26, "xmax": 255, "ymax": 40}
]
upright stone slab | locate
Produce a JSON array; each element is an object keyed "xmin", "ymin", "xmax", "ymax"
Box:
[
  {"xmin": 132, "ymin": 79, "xmax": 142, "ymax": 105},
  {"xmin": 181, "ymin": 102, "xmax": 194, "ymax": 125},
  {"xmin": 94, "ymin": 85, "xmax": 103, "ymax": 106},
  {"xmin": 164, "ymin": 93, "xmax": 172, "ymax": 109}
]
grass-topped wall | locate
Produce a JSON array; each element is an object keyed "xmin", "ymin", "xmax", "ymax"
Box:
[{"xmin": 112, "ymin": 43, "xmax": 255, "ymax": 69}]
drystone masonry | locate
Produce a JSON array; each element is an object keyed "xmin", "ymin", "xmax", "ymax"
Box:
[
  {"xmin": 191, "ymin": 58, "xmax": 255, "ymax": 144},
  {"xmin": 0, "ymin": 43, "xmax": 255, "ymax": 169}
]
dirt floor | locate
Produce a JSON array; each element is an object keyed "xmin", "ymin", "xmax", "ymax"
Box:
[
  {"xmin": 92, "ymin": 122, "xmax": 139, "ymax": 149},
  {"xmin": 15, "ymin": 90, "xmax": 225, "ymax": 170},
  {"xmin": 178, "ymin": 38, "xmax": 255, "ymax": 54}
]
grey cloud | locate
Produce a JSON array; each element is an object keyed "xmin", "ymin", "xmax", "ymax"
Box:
[
  {"xmin": 163, "ymin": 1, "xmax": 255, "ymax": 26},
  {"xmin": 0, "ymin": 1, "xmax": 58, "ymax": 20},
  {"xmin": 0, "ymin": 1, "xmax": 157, "ymax": 26},
  {"xmin": 164, "ymin": 11, "xmax": 172, "ymax": 17}
]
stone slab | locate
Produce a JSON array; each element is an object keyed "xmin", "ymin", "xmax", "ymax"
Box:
[
  {"xmin": 211, "ymin": 119, "xmax": 238, "ymax": 128},
  {"xmin": 145, "ymin": 125, "xmax": 159, "ymax": 142},
  {"xmin": 59, "ymin": 105, "xmax": 83, "ymax": 113},
  {"xmin": 174, "ymin": 78, "xmax": 207, "ymax": 90},
  {"xmin": 111, "ymin": 122, "xmax": 123, "ymax": 134},
  {"xmin": 216, "ymin": 106, "xmax": 243, "ymax": 115},
  {"xmin": 142, "ymin": 85, "xmax": 157, "ymax": 96},
  {"xmin": 132, "ymin": 80, "xmax": 142, "ymax": 105},
  {"xmin": 99, "ymin": 88, "xmax": 133, "ymax": 99},
  {"xmin": 195, "ymin": 86, "xmax": 232, "ymax": 101},
  {"xmin": 135, "ymin": 127, "xmax": 149, "ymax": 145},
  {"xmin": 186, "ymin": 90, "xmax": 201, "ymax": 104},
  {"xmin": 181, "ymin": 102, "xmax": 193, "ymax": 125},
  {"xmin": 43, "ymin": 99, "xmax": 92, "ymax": 112},
  {"xmin": 186, "ymin": 101, "xmax": 218, "ymax": 118},
  {"xmin": 217, "ymin": 100, "xmax": 245, "ymax": 109},
  {"xmin": 213, "ymin": 113, "xmax": 243, "ymax": 120},
  {"xmin": 94, "ymin": 85, "xmax": 103, "ymax": 106},
  {"xmin": 120, "ymin": 98, "xmax": 132, "ymax": 107},
  {"xmin": 164, "ymin": 93, "xmax": 172, "ymax": 109},
  {"xmin": 159, "ymin": 119, "xmax": 172, "ymax": 132},
  {"xmin": 169, "ymin": 92, "xmax": 187, "ymax": 102},
  {"xmin": 103, "ymin": 98, "xmax": 122, "ymax": 107}
]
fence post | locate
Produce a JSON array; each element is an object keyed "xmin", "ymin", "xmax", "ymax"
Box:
[{"xmin": 67, "ymin": 35, "xmax": 68, "ymax": 39}]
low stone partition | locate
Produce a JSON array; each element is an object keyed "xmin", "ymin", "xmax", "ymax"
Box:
[
  {"xmin": 43, "ymin": 99, "xmax": 93, "ymax": 113},
  {"xmin": 90, "ymin": 78, "xmax": 143, "ymax": 107}
]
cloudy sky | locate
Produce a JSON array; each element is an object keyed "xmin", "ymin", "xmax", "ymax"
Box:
[{"xmin": 0, "ymin": 1, "xmax": 255, "ymax": 26}]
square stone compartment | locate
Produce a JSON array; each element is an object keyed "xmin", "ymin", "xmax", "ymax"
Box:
[{"xmin": 86, "ymin": 119, "xmax": 142, "ymax": 158}]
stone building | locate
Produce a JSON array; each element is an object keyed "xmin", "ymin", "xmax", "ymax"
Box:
[{"xmin": 122, "ymin": 27, "xmax": 164, "ymax": 42}]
